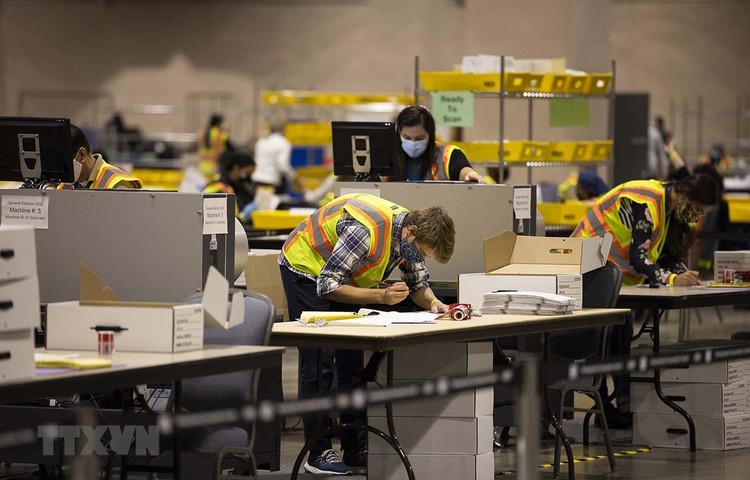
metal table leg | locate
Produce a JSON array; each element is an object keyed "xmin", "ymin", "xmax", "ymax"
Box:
[{"xmin": 650, "ymin": 309, "xmax": 696, "ymax": 451}]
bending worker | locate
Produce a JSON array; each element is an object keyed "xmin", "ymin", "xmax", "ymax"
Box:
[
  {"xmin": 58, "ymin": 124, "xmax": 142, "ymax": 189},
  {"xmin": 572, "ymin": 173, "xmax": 719, "ymax": 427},
  {"xmin": 392, "ymin": 105, "xmax": 486, "ymax": 183},
  {"xmin": 278, "ymin": 192, "xmax": 455, "ymax": 475}
]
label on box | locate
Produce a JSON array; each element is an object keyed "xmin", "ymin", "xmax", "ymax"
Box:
[
  {"xmin": 172, "ymin": 305, "xmax": 204, "ymax": 352},
  {"xmin": 556, "ymin": 274, "xmax": 582, "ymax": 310}
]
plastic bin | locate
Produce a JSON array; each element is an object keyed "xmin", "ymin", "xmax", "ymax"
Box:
[
  {"xmin": 549, "ymin": 141, "xmax": 588, "ymax": 162},
  {"xmin": 540, "ymin": 73, "xmax": 570, "ymax": 93},
  {"xmin": 284, "ymin": 122, "xmax": 332, "ymax": 146},
  {"xmin": 419, "ymin": 72, "xmax": 530, "ymax": 93},
  {"xmin": 538, "ymin": 201, "xmax": 592, "ymax": 226},
  {"xmin": 420, "ymin": 72, "xmax": 500, "ymax": 92},
  {"xmin": 578, "ymin": 141, "xmax": 613, "ymax": 161},
  {"xmin": 453, "ymin": 141, "xmax": 500, "ymax": 162},
  {"xmin": 502, "ymin": 141, "xmax": 550, "ymax": 162},
  {"xmin": 566, "ymin": 75, "xmax": 588, "ymax": 94},
  {"xmin": 250, "ymin": 210, "xmax": 308, "ymax": 230},
  {"xmin": 584, "ymin": 74, "xmax": 613, "ymax": 95},
  {"xmin": 526, "ymin": 73, "xmax": 545, "ymax": 91}
]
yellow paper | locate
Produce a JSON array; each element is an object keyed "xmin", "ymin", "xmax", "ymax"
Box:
[{"xmin": 36, "ymin": 358, "xmax": 112, "ymax": 370}]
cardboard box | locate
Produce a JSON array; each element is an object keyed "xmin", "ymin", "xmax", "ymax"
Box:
[
  {"xmin": 368, "ymin": 452, "xmax": 493, "ymax": 480},
  {"xmin": 634, "ymin": 413, "xmax": 750, "ymax": 450},
  {"xmin": 0, "ymin": 225, "xmax": 38, "ymax": 281},
  {"xmin": 46, "ymin": 265, "xmax": 245, "ymax": 353},
  {"xmin": 459, "ymin": 273, "xmax": 582, "ymax": 310},
  {"xmin": 373, "ymin": 342, "xmax": 492, "ymax": 381},
  {"xmin": 459, "ymin": 231, "xmax": 611, "ymax": 310},
  {"xmin": 369, "ymin": 384, "xmax": 492, "ymax": 418},
  {"xmin": 632, "ymin": 358, "xmax": 750, "ymax": 384},
  {"xmin": 0, "ymin": 276, "xmax": 40, "ymax": 332},
  {"xmin": 0, "ymin": 328, "xmax": 34, "ymax": 382},
  {"xmin": 47, "ymin": 301, "xmax": 204, "ymax": 353},
  {"xmin": 368, "ymin": 415, "xmax": 493, "ymax": 455},
  {"xmin": 714, "ymin": 251, "xmax": 750, "ymax": 282},
  {"xmin": 245, "ymin": 250, "xmax": 288, "ymax": 321},
  {"xmin": 632, "ymin": 381, "xmax": 748, "ymax": 417}
]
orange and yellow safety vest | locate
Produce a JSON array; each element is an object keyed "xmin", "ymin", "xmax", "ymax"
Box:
[
  {"xmin": 572, "ymin": 179, "xmax": 667, "ymax": 285},
  {"xmin": 282, "ymin": 193, "xmax": 408, "ymax": 287}
]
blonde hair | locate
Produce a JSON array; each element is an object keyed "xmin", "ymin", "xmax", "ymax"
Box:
[{"xmin": 404, "ymin": 206, "xmax": 455, "ymax": 264}]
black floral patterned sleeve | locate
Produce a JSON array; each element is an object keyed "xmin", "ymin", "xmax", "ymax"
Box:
[{"xmin": 628, "ymin": 201, "xmax": 687, "ymax": 284}]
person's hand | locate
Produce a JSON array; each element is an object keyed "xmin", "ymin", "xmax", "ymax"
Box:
[
  {"xmin": 240, "ymin": 201, "xmax": 258, "ymax": 221},
  {"xmin": 382, "ymin": 282, "xmax": 409, "ymax": 305},
  {"xmin": 464, "ymin": 171, "xmax": 486, "ymax": 184},
  {"xmin": 430, "ymin": 300, "xmax": 449, "ymax": 314},
  {"xmin": 673, "ymin": 270, "xmax": 702, "ymax": 286}
]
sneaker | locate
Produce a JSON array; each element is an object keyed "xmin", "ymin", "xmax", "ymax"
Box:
[
  {"xmin": 304, "ymin": 449, "xmax": 352, "ymax": 476},
  {"xmin": 342, "ymin": 448, "xmax": 367, "ymax": 474}
]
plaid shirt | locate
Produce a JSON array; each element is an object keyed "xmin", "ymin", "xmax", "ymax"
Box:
[{"xmin": 279, "ymin": 211, "xmax": 430, "ymax": 297}]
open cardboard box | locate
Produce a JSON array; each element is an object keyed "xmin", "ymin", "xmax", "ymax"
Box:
[
  {"xmin": 458, "ymin": 231, "xmax": 612, "ymax": 310},
  {"xmin": 46, "ymin": 265, "xmax": 245, "ymax": 353}
]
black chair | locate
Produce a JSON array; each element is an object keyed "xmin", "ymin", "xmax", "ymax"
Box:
[
  {"xmin": 545, "ymin": 261, "xmax": 623, "ymax": 477},
  {"xmin": 120, "ymin": 291, "xmax": 275, "ymax": 480}
]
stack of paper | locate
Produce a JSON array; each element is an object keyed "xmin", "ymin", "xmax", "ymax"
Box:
[{"xmin": 475, "ymin": 291, "xmax": 576, "ymax": 315}]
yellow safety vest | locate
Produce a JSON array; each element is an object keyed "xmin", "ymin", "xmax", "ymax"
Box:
[
  {"xmin": 57, "ymin": 162, "xmax": 143, "ymax": 189},
  {"xmin": 429, "ymin": 143, "xmax": 460, "ymax": 181},
  {"xmin": 572, "ymin": 179, "xmax": 668, "ymax": 285},
  {"xmin": 282, "ymin": 193, "xmax": 408, "ymax": 288},
  {"xmin": 198, "ymin": 126, "xmax": 229, "ymax": 176}
]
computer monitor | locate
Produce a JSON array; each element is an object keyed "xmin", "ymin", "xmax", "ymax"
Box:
[
  {"xmin": 0, "ymin": 117, "xmax": 74, "ymax": 187},
  {"xmin": 331, "ymin": 121, "xmax": 397, "ymax": 180}
]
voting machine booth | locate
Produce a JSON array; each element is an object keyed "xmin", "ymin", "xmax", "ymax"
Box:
[{"xmin": 0, "ymin": 189, "xmax": 237, "ymax": 304}]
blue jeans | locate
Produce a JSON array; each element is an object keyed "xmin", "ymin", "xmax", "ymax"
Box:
[{"xmin": 280, "ymin": 265, "xmax": 367, "ymax": 454}]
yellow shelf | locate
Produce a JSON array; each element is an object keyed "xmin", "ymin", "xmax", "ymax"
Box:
[
  {"xmin": 454, "ymin": 140, "xmax": 610, "ymax": 163},
  {"xmin": 419, "ymin": 71, "xmax": 612, "ymax": 95},
  {"xmin": 263, "ymin": 90, "xmax": 412, "ymax": 106}
]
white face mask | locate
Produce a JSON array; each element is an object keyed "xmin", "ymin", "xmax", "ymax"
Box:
[
  {"xmin": 401, "ymin": 138, "xmax": 428, "ymax": 158},
  {"xmin": 72, "ymin": 157, "xmax": 83, "ymax": 182}
]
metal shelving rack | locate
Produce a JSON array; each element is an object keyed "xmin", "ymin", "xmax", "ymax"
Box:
[{"xmin": 414, "ymin": 56, "xmax": 616, "ymax": 185}]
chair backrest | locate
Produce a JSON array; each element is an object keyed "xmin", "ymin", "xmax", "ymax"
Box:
[
  {"xmin": 181, "ymin": 290, "xmax": 275, "ymax": 411},
  {"xmin": 549, "ymin": 261, "xmax": 623, "ymax": 361}
]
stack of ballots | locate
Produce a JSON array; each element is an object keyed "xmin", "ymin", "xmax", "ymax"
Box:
[{"xmin": 476, "ymin": 291, "xmax": 576, "ymax": 315}]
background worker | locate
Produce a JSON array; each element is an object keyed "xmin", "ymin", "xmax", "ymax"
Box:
[
  {"xmin": 572, "ymin": 173, "xmax": 720, "ymax": 427},
  {"xmin": 391, "ymin": 105, "xmax": 486, "ymax": 183},
  {"xmin": 278, "ymin": 193, "xmax": 455, "ymax": 475},
  {"xmin": 252, "ymin": 121, "xmax": 304, "ymax": 194},
  {"xmin": 202, "ymin": 150, "xmax": 258, "ymax": 221},
  {"xmin": 198, "ymin": 113, "xmax": 233, "ymax": 177},
  {"xmin": 57, "ymin": 124, "xmax": 143, "ymax": 189}
]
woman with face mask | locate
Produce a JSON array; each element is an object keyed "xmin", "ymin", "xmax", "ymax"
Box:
[
  {"xmin": 392, "ymin": 105, "xmax": 486, "ymax": 183},
  {"xmin": 572, "ymin": 173, "xmax": 719, "ymax": 287},
  {"xmin": 572, "ymin": 173, "xmax": 719, "ymax": 429}
]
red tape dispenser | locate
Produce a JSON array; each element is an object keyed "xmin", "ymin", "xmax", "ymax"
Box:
[{"xmin": 438, "ymin": 303, "xmax": 472, "ymax": 321}]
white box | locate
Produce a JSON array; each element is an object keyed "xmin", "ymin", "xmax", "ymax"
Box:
[
  {"xmin": 633, "ymin": 413, "xmax": 750, "ymax": 450},
  {"xmin": 368, "ymin": 452, "xmax": 493, "ymax": 480},
  {"xmin": 714, "ymin": 250, "xmax": 750, "ymax": 282},
  {"xmin": 632, "ymin": 381, "xmax": 747, "ymax": 417},
  {"xmin": 633, "ymin": 359, "xmax": 750, "ymax": 384},
  {"xmin": 0, "ymin": 276, "xmax": 40, "ymax": 332},
  {"xmin": 369, "ymin": 383, "xmax": 492, "ymax": 418},
  {"xmin": 368, "ymin": 415, "xmax": 492, "ymax": 455},
  {"xmin": 0, "ymin": 328, "xmax": 34, "ymax": 382},
  {"xmin": 459, "ymin": 272, "xmax": 582, "ymax": 310},
  {"xmin": 0, "ymin": 225, "xmax": 37, "ymax": 281},
  {"xmin": 374, "ymin": 342, "xmax": 492, "ymax": 381},
  {"xmin": 459, "ymin": 231, "xmax": 611, "ymax": 310},
  {"xmin": 46, "ymin": 301, "xmax": 204, "ymax": 353}
]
